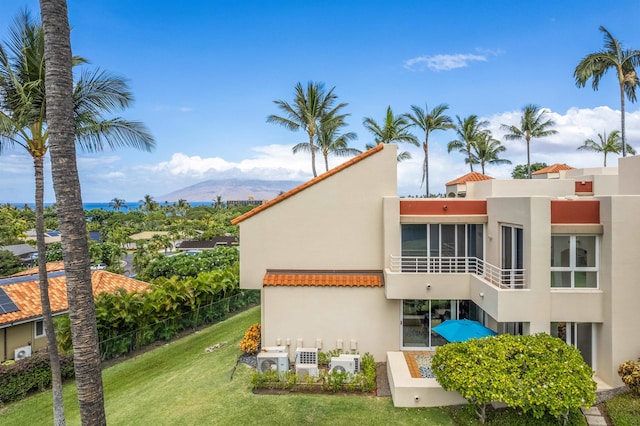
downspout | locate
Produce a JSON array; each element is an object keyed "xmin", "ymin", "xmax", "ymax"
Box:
[{"xmin": 3, "ymin": 328, "xmax": 6, "ymax": 362}]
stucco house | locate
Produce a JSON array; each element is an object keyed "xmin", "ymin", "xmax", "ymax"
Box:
[
  {"xmin": 0, "ymin": 262, "xmax": 148, "ymax": 362},
  {"xmin": 232, "ymin": 144, "xmax": 640, "ymax": 407}
]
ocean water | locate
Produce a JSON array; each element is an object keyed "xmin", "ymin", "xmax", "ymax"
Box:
[{"xmin": 9, "ymin": 201, "xmax": 214, "ymax": 211}]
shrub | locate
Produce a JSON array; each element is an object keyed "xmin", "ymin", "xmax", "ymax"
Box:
[
  {"xmin": 0, "ymin": 350, "xmax": 75, "ymax": 404},
  {"xmin": 240, "ymin": 323, "xmax": 261, "ymax": 355},
  {"xmin": 433, "ymin": 333, "xmax": 596, "ymax": 425},
  {"xmin": 618, "ymin": 358, "xmax": 640, "ymax": 396}
]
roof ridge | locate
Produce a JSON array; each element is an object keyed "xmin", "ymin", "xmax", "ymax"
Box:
[{"xmin": 231, "ymin": 144, "xmax": 385, "ymax": 225}]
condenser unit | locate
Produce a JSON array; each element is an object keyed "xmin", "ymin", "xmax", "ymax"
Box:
[
  {"xmin": 295, "ymin": 347, "xmax": 318, "ymax": 365},
  {"xmin": 295, "ymin": 364, "xmax": 319, "ymax": 378},
  {"xmin": 338, "ymin": 354, "xmax": 361, "ymax": 372},
  {"xmin": 14, "ymin": 346, "xmax": 32, "ymax": 361},
  {"xmin": 261, "ymin": 346, "xmax": 287, "ymax": 353},
  {"xmin": 256, "ymin": 352, "xmax": 289, "ymax": 374},
  {"xmin": 329, "ymin": 357, "xmax": 356, "ymax": 375}
]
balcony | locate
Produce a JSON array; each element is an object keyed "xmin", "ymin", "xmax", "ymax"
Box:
[{"xmin": 389, "ymin": 255, "xmax": 526, "ymax": 289}]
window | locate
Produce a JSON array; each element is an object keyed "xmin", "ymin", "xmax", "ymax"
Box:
[
  {"xmin": 551, "ymin": 322, "xmax": 594, "ymax": 367},
  {"xmin": 551, "ymin": 235, "xmax": 598, "ymax": 288},
  {"xmin": 34, "ymin": 320, "xmax": 45, "ymax": 338}
]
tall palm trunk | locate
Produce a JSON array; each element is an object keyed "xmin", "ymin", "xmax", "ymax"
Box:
[
  {"xmin": 39, "ymin": 0, "xmax": 106, "ymax": 424},
  {"xmin": 423, "ymin": 138, "xmax": 429, "ymax": 197},
  {"xmin": 620, "ymin": 80, "xmax": 627, "ymax": 157},
  {"xmin": 526, "ymin": 136, "xmax": 532, "ymax": 179},
  {"xmin": 34, "ymin": 154, "xmax": 66, "ymax": 426},
  {"xmin": 308, "ymin": 132, "xmax": 317, "ymax": 177}
]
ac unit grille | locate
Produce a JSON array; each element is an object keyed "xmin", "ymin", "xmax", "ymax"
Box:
[{"xmin": 295, "ymin": 347, "xmax": 318, "ymax": 365}]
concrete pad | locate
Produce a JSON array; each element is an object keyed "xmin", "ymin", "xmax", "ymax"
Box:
[
  {"xmin": 585, "ymin": 416, "xmax": 607, "ymax": 426},
  {"xmin": 581, "ymin": 406, "xmax": 601, "ymax": 416}
]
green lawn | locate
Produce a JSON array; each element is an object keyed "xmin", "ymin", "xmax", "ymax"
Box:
[
  {"xmin": 605, "ymin": 392, "xmax": 640, "ymax": 426},
  {"xmin": 0, "ymin": 307, "xmax": 454, "ymax": 425}
]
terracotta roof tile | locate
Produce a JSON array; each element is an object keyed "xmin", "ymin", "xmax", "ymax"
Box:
[
  {"xmin": 0, "ymin": 269, "xmax": 148, "ymax": 326},
  {"xmin": 231, "ymin": 144, "xmax": 385, "ymax": 225},
  {"xmin": 10, "ymin": 261, "xmax": 65, "ymax": 277},
  {"xmin": 532, "ymin": 163, "xmax": 574, "ymax": 175},
  {"xmin": 263, "ymin": 270, "xmax": 384, "ymax": 288},
  {"xmin": 445, "ymin": 171, "xmax": 494, "ymax": 186}
]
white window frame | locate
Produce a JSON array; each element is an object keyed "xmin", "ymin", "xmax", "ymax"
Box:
[
  {"xmin": 550, "ymin": 235, "xmax": 599, "ymax": 289},
  {"xmin": 34, "ymin": 320, "xmax": 46, "ymax": 338}
]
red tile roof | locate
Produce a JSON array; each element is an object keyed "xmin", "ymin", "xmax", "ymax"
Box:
[
  {"xmin": 532, "ymin": 163, "xmax": 574, "ymax": 175},
  {"xmin": 10, "ymin": 261, "xmax": 65, "ymax": 277},
  {"xmin": 231, "ymin": 144, "xmax": 385, "ymax": 225},
  {"xmin": 0, "ymin": 269, "xmax": 149, "ymax": 326},
  {"xmin": 263, "ymin": 270, "xmax": 384, "ymax": 287},
  {"xmin": 445, "ymin": 171, "xmax": 494, "ymax": 186}
]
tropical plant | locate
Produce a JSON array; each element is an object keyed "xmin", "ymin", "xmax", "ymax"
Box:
[
  {"xmin": 39, "ymin": 0, "xmax": 105, "ymax": 423},
  {"xmin": 433, "ymin": 333, "xmax": 596, "ymax": 425},
  {"xmin": 618, "ymin": 357, "xmax": 640, "ymax": 395},
  {"xmin": 405, "ymin": 103, "xmax": 454, "ymax": 196},
  {"xmin": 139, "ymin": 194, "xmax": 158, "ymax": 212},
  {"xmin": 447, "ymin": 115, "xmax": 489, "ymax": 172},
  {"xmin": 575, "ymin": 26, "xmax": 640, "ymax": 157},
  {"xmin": 0, "ymin": 249, "xmax": 22, "ymax": 275},
  {"xmin": 578, "ymin": 129, "xmax": 636, "ymax": 166},
  {"xmin": 268, "ymin": 81, "xmax": 347, "ymax": 177},
  {"xmin": 311, "ymin": 109, "xmax": 360, "ymax": 172},
  {"xmin": 363, "ymin": 106, "xmax": 418, "ymax": 162},
  {"xmin": 501, "ymin": 104, "xmax": 558, "ymax": 179},
  {"xmin": 512, "ymin": 162, "xmax": 548, "ymax": 179},
  {"xmin": 470, "ymin": 131, "xmax": 512, "ymax": 174},
  {"xmin": 109, "ymin": 197, "xmax": 126, "ymax": 212}
]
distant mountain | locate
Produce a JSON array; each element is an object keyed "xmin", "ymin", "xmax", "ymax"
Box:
[{"xmin": 156, "ymin": 179, "xmax": 303, "ymax": 202}]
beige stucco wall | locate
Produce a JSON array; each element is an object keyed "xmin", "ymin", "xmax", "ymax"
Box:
[
  {"xmin": 597, "ymin": 195, "xmax": 640, "ymax": 386},
  {"xmin": 1, "ymin": 322, "xmax": 46, "ymax": 362},
  {"xmin": 619, "ymin": 155, "xmax": 640, "ymax": 195},
  {"xmin": 262, "ymin": 287, "xmax": 399, "ymax": 360},
  {"xmin": 467, "ymin": 179, "xmax": 575, "ymax": 200},
  {"xmin": 238, "ymin": 145, "xmax": 398, "ymax": 290}
]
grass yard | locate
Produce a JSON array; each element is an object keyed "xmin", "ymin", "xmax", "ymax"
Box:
[
  {"xmin": 605, "ymin": 392, "xmax": 640, "ymax": 426},
  {"xmin": 0, "ymin": 307, "xmax": 454, "ymax": 425}
]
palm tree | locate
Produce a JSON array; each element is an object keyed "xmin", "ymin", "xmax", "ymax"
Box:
[
  {"xmin": 470, "ymin": 132, "xmax": 512, "ymax": 174},
  {"xmin": 40, "ymin": 0, "xmax": 106, "ymax": 424},
  {"xmin": 574, "ymin": 26, "xmax": 640, "ymax": 157},
  {"xmin": 267, "ymin": 81, "xmax": 346, "ymax": 177},
  {"xmin": 363, "ymin": 106, "xmax": 418, "ymax": 162},
  {"xmin": 447, "ymin": 115, "xmax": 489, "ymax": 172},
  {"xmin": 139, "ymin": 194, "xmax": 158, "ymax": 212},
  {"xmin": 307, "ymin": 110, "xmax": 360, "ymax": 172},
  {"xmin": 405, "ymin": 103, "xmax": 454, "ymax": 197},
  {"xmin": 109, "ymin": 197, "xmax": 126, "ymax": 212},
  {"xmin": 578, "ymin": 129, "xmax": 636, "ymax": 166},
  {"xmin": 500, "ymin": 105, "xmax": 558, "ymax": 179}
]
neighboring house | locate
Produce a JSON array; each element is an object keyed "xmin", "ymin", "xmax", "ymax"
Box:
[
  {"xmin": 227, "ymin": 199, "xmax": 264, "ymax": 208},
  {"xmin": 0, "ymin": 262, "xmax": 148, "ymax": 362},
  {"xmin": 444, "ymin": 171, "xmax": 494, "ymax": 198},
  {"xmin": 22, "ymin": 229, "xmax": 62, "ymax": 245},
  {"xmin": 176, "ymin": 236, "xmax": 238, "ymax": 250},
  {"xmin": 126, "ymin": 231, "xmax": 172, "ymax": 250},
  {"xmin": 0, "ymin": 244, "xmax": 38, "ymax": 263},
  {"xmin": 233, "ymin": 143, "xmax": 640, "ymax": 407}
]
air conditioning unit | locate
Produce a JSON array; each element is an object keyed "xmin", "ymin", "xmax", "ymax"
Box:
[
  {"xmin": 14, "ymin": 346, "xmax": 32, "ymax": 360},
  {"xmin": 257, "ymin": 352, "xmax": 289, "ymax": 374},
  {"xmin": 338, "ymin": 354, "xmax": 361, "ymax": 373},
  {"xmin": 262, "ymin": 346, "xmax": 287, "ymax": 353},
  {"xmin": 330, "ymin": 357, "xmax": 356, "ymax": 374},
  {"xmin": 295, "ymin": 347, "xmax": 318, "ymax": 365},
  {"xmin": 295, "ymin": 364, "xmax": 318, "ymax": 378}
]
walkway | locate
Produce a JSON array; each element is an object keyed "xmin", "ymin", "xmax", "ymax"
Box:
[{"xmin": 581, "ymin": 406, "xmax": 607, "ymax": 426}]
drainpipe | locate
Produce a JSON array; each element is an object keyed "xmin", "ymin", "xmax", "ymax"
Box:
[{"xmin": 3, "ymin": 328, "xmax": 6, "ymax": 362}]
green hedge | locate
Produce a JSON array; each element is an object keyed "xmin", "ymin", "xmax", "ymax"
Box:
[{"xmin": 0, "ymin": 350, "xmax": 74, "ymax": 404}]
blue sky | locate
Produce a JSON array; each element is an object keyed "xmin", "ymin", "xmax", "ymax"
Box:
[{"xmin": 1, "ymin": 0, "xmax": 640, "ymax": 202}]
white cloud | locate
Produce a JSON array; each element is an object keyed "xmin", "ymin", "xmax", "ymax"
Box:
[
  {"xmin": 1, "ymin": 106, "xmax": 637, "ymax": 203},
  {"xmin": 404, "ymin": 53, "xmax": 487, "ymax": 71}
]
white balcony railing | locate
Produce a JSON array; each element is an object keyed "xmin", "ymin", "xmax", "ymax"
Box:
[{"xmin": 389, "ymin": 255, "xmax": 526, "ymax": 289}]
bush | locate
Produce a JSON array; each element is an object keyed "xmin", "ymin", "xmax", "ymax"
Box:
[
  {"xmin": 619, "ymin": 358, "xmax": 640, "ymax": 396},
  {"xmin": 240, "ymin": 323, "xmax": 261, "ymax": 355},
  {"xmin": 0, "ymin": 350, "xmax": 74, "ymax": 404},
  {"xmin": 433, "ymin": 333, "xmax": 596, "ymax": 424}
]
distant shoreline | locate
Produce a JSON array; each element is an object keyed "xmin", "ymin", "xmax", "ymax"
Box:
[{"xmin": 7, "ymin": 201, "xmax": 215, "ymax": 211}]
